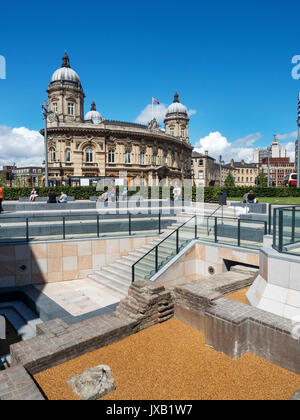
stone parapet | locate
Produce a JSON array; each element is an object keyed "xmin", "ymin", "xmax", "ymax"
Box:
[{"xmin": 0, "ymin": 365, "xmax": 44, "ymax": 400}]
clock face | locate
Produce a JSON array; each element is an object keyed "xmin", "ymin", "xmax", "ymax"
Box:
[{"xmin": 47, "ymin": 112, "xmax": 56, "ymax": 123}]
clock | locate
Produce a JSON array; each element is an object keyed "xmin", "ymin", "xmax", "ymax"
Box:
[{"xmin": 47, "ymin": 112, "xmax": 57, "ymax": 123}]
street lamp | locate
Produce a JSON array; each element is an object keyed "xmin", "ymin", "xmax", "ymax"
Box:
[
  {"xmin": 41, "ymin": 101, "xmax": 50, "ymax": 187},
  {"xmin": 219, "ymin": 155, "xmax": 222, "ymax": 187},
  {"xmin": 267, "ymin": 146, "xmax": 271, "ymax": 187},
  {"xmin": 41, "ymin": 101, "xmax": 56, "ymax": 187}
]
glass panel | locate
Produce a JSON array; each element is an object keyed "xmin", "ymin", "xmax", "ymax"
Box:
[
  {"xmin": 134, "ymin": 248, "xmax": 156, "ymax": 281},
  {"xmin": 197, "ymin": 216, "xmax": 215, "ymax": 243},
  {"xmin": 65, "ymin": 215, "xmax": 98, "ymax": 240},
  {"xmin": 0, "ymin": 217, "xmax": 27, "ymax": 243},
  {"xmin": 178, "ymin": 218, "xmax": 195, "ymax": 251},
  {"xmin": 157, "ymin": 230, "xmax": 177, "ymax": 271},
  {"xmin": 130, "ymin": 214, "xmax": 159, "ymax": 236},
  {"xmin": 215, "ymin": 217, "xmax": 238, "ymax": 246},
  {"xmin": 27, "ymin": 216, "xmax": 63, "ymax": 241},
  {"xmin": 240, "ymin": 219, "xmax": 265, "ymax": 249}
]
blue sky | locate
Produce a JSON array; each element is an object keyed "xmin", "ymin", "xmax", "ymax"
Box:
[{"xmin": 0, "ymin": 0, "xmax": 300, "ymax": 166}]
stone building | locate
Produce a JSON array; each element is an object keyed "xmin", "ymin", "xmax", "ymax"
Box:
[
  {"xmin": 229, "ymin": 160, "xmax": 259, "ymax": 187},
  {"xmin": 42, "ymin": 53, "xmax": 193, "ymax": 186},
  {"xmin": 191, "ymin": 151, "xmax": 231, "ymax": 187}
]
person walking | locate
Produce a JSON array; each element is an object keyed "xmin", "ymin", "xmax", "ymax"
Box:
[{"xmin": 0, "ymin": 185, "xmax": 3, "ymax": 214}]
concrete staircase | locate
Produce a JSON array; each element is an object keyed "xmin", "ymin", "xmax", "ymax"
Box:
[{"xmin": 88, "ymin": 216, "xmax": 190, "ymax": 297}]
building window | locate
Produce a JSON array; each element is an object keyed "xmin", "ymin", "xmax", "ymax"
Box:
[
  {"xmin": 181, "ymin": 128, "xmax": 185, "ymax": 137},
  {"xmin": 108, "ymin": 150, "xmax": 115, "ymax": 163},
  {"xmin": 152, "ymin": 154, "xmax": 157, "ymax": 166},
  {"xmin": 198, "ymin": 171, "xmax": 204, "ymax": 179},
  {"xmin": 68, "ymin": 103, "xmax": 74, "ymax": 116},
  {"xmin": 162, "ymin": 155, "xmax": 167, "ymax": 165},
  {"xmin": 53, "ymin": 103, "xmax": 58, "ymax": 113},
  {"xmin": 170, "ymin": 128, "xmax": 174, "ymax": 136},
  {"xmin": 125, "ymin": 151, "xmax": 131, "ymax": 164},
  {"xmin": 66, "ymin": 148, "xmax": 71, "ymax": 162},
  {"xmin": 199, "ymin": 159, "xmax": 203, "ymax": 166},
  {"xmin": 49, "ymin": 148, "xmax": 56, "ymax": 162},
  {"xmin": 140, "ymin": 152, "xmax": 145, "ymax": 165},
  {"xmin": 86, "ymin": 148, "xmax": 93, "ymax": 163}
]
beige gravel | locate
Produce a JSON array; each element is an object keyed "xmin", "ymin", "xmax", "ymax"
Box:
[
  {"xmin": 225, "ymin": 287, "xmax": 249, "ymax": 304},
  {"xmin": 34, "ymin": 318, "xmax": 300, "ymax": 400}
]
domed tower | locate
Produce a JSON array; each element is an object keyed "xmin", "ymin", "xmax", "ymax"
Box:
[
  {"xmin": 47, "ymin": 52, "xmax": 85, "ymax": 124},
  {"xmin": 84, "ymin": 101, "xmax": 103, "ymax": 124},
  {"xmin": 164, "ymin": 92, "xmax": 189, "ymax": 141}
]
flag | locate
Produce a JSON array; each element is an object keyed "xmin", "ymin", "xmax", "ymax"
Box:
[{"xmin": 152, "ymin": 97, "xmax": 160, "ymax": 104}]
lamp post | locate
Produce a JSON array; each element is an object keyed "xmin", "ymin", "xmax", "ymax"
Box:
[
  {"xmin": 219, "ymin": 155, "xmax": 222, "ymax": 187},
  {"xmin": 267, "ymin": 146, "xmax": 271, "ymax": 187},
  {"xmin": 41, "ymin": 101, "xmax": 50, "ymax": 187},
  {"xmin": 297, "ymin": 93, "xmax": 300, "ymax": 187}
]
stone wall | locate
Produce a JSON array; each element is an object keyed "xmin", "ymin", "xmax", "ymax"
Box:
[
  {"xmin": 154, "ymin": 241, "xmax": 259, "ymax": 288},
  {"xmin": 173, "ymin": 279, "xmax": 300, "ymax": 376},
  {"xmin": 0, "ymin": 236, "xmax": 157, "ymax": 288}
]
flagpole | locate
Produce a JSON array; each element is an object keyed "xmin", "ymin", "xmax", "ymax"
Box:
[{"xmin": 152, "ymin": 98, "xmax": 153, "ymax": 121}]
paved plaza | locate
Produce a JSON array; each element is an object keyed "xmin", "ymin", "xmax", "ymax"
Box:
[{"xmin": 35, "ymin": 279, "xmax": 124, "ymax": 317}]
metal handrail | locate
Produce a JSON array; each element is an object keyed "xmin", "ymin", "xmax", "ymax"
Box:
[
  {"xmin": 132, "ymin": 215, "xmax": 197, "ymax": 283},
  {"xmin": 273, "ymin": 205, "xmax": 300, "ymax": 253},
  {"xmin": 0, "ymin": 213, "xmax": 165, "ymax": 244}
]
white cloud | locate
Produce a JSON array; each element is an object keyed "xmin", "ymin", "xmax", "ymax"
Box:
[
  {"xmin": 194, "ymin": 131, "xmax": 261, "ymax": 163},
  {"xmin": 277, "ymin": 131, "xmax": 297, "ymax": 141},
  {"xmin": 135, "ymin": 103, "xmax": 197, "ymax": 125},
  {"xmin": 284, "ymin": 141, "xmax": 296, "ymax": 162},
  {"xmin": 0, "ymin": 126, "xmax": 44, "ymax": 168}
]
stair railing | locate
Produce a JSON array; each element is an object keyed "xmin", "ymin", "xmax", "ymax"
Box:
[{"xmin": 132, "ymin": 215, "xmax": 197, "ymax": 283}]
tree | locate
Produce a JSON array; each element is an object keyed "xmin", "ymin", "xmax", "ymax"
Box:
[
  {"xmin": 224, "ymin": 172, "xmax": 235, "ymax": 187},
  {"xmin": 255, "ymin": 169, "xmax": 268, "ymax": 187}
]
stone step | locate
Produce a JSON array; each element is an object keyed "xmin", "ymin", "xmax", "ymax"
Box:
[
  {"xmin": 100, "ymin": 267, "xmax": 132, "ymax": 283},
  {"xmin": 89, "ymin": 273, "xmax": 129, "ymax": 296}
]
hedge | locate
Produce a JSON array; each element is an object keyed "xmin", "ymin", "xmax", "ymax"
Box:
[{"xmin": 2, "ymin": 185, "xmax": 300, "ymax": 201}]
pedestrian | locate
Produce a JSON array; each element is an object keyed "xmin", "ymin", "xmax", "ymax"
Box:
[
  {"xmin": 173, "ymin": 184, "xmax": 182, "ymax": 201},
  {"xmin": 0, "ymin": 184, "xmax": 3, "ymax": 214},
  {"xmin": 47, "ymin": 190, "xmax": 57, "ymax": 204},
  {"xmin": 30, "ymin": 189, "xmax": 38, "ymax": 202},
  {"xmin": 58, "ymin": 191, "xmax": 68, "ymax": 203}
]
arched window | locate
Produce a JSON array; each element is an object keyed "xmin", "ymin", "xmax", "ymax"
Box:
[
  {"xmin": 108, "ymin": 150, "xmax": 115, "ymax": 163},
  {"xmin": 66, "ymin": 148, "xmax": 71, "ymax": 162},
  {"xmin": 152, "ymin": 154, "xmax": 157, "ymax": 166},
  {"xmin": 86, "ymin": 148, "xmax": 93, "ymax": 163},
  {"xmin": 125, "ymin": 151, "xmax": 131, "ymax": 164},
  {"xmin": 49, "ymin": 148, "xmax": 56, "ymax": 162},
  {"xmin": 140, "ymin": 152, "xmax": 145, "ymax": 165}
]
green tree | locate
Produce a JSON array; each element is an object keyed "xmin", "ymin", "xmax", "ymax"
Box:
[
  {"xmin": 224, "ymin": 172, "xmax": 235, "ymax": 187},
  {"xmin": 255, "ymin": 169, "xmax": 268, "ymax": 187}
]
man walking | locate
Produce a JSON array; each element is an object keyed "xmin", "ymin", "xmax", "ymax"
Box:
[{"xmin": 0, "ymin": 185, "xmax": 3, "ymax": 214}]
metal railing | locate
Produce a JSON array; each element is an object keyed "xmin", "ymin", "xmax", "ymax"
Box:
[
  {"xmin": 132, "ymin": 216, "xmax": 197, "ymax": 283},
  {"xmin": 0, "ymin": 213, "xmax": 168, "ymax": 243},
  {"xmin": 131, "ymin": 215, "xmax": 267, "ymax": 283},
  {"xmin": 273, "ymin": 205, "xmax": 300, "ymax": 255}
]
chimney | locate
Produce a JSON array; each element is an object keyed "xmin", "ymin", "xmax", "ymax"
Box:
[
  {"xmin": 230, "ymin": 159, "xmax": 234, "ymax": 167},
  {"xmin": 241, "ymin": 159, "xmax": 245, "ymax": 165},
  {"xmin": 221, "ymin": 160, "xmax": 225, "ymax": 165},
  {"xmin": 205, "ymin": 150, "xmax": 208, "ymax": 156}
]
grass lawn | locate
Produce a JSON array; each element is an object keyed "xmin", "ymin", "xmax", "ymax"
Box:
[{"xmin": 228, "ymin": 197, "xmax": 300, "ymax": 204}]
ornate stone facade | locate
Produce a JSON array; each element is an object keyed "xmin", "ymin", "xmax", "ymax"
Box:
[{"xmin": 42, "ymin": 54, "xmax": 193, "ymax": 186}]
